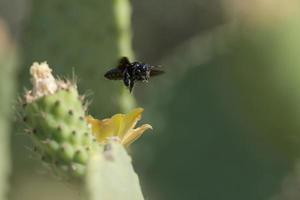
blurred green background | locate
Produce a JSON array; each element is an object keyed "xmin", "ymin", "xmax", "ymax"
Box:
[{"xmin": 2, "ymin": 0, "xmax": 300, "ymax": 199}]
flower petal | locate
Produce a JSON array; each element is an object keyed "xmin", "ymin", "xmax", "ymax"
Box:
[
  {"xmin": 122, "ymin": 124, "xmax": 153, "ymax": 146},
  {"xmin": 118, "ymin": 108, "xmax": 143, "ymax": 138},
  {"xmin": 86, "ymin": 115, "xmax": 117, "ymax": 143},
  {"xmin": 86, "ymin": 107, "xmax": 151, "ymax": 146}
]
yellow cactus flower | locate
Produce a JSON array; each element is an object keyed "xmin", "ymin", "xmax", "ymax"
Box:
[{"xmin": 86, "ymin": 108, "xmax": 152, "ymax": 146}]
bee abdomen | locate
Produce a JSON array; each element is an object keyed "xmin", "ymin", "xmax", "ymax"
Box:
[{"xmin": 104, "ymin": 68, "xmax": 123, "ymax": 80}]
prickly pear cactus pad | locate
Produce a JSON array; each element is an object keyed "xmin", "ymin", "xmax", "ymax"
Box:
[
  {"xmin": 23, "ymin": 62, "xmax": 100, "ymax": 177},
  {"xmin": 86, "ymin": 140, "xmax": 144, "ymax": 200}
]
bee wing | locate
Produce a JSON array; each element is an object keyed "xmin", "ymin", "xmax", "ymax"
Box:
[
  {"xmin": 104, "ymin": 57, "xmax": 130, "ymax": 80},
  {"xmin": 104, "ymin": 68, "xmax": 124, "ymax": 80},
  {"xmin": 117, "ymin": 57, "xmax": 131, "ymax": 70},
  {"xmin": 150, "ymin": 66, "xmax": 164, "ymax": 77}
]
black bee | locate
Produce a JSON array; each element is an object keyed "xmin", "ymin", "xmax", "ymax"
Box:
[{"xmin": 104, "ymin": 57, "xmax": 164, "ymax": 92}]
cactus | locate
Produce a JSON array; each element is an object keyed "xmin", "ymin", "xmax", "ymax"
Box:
[
  {"xmin": 0, "ymin": 19, "xmax": 17, "ymax": 200},
  {"xmin": 86, "ymin": 140, "xmax": 144, "ymax": 200},
  {"xmin": 113, "ymin": 0, "xmax": 136, "ymax": 112},
  {"xmin": 22, "ymin": 62, "xmax": 100, "ymax": 177}
]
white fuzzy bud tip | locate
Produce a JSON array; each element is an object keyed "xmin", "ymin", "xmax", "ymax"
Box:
[{"xmin": 30, "ymin": 62, "xmax": 58, "ymax": 99}]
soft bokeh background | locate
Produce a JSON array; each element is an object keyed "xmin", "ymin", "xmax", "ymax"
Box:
[{"xmin": 2, "ymin": 0, "xmax": 300, "ymax": 199}]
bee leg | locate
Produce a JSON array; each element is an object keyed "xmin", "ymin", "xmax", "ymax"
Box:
[
  {"xmin": 123, "ymin": 71, "xmax": 130, "ymax": 87},
  {"xmin": 123, "ymin": 70, "xmax": 135, "ymax": 92},
  {"xmin": 129, "ymin": 79, "xmax": 135, "ymax": 93}
]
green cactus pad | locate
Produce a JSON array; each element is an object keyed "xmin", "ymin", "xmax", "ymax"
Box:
[
  {"xmin": 23, "ymin": 86, "xmax": 99, "ymax": 177},
  {"xmin": 86, "ymin": 141, "xmax": 144, "ymax": 200}
]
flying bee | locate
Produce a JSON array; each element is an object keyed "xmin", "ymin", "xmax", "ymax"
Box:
[{"xmin": 104, "ymin": 57, "xmax": 164, "ymax": 92}]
